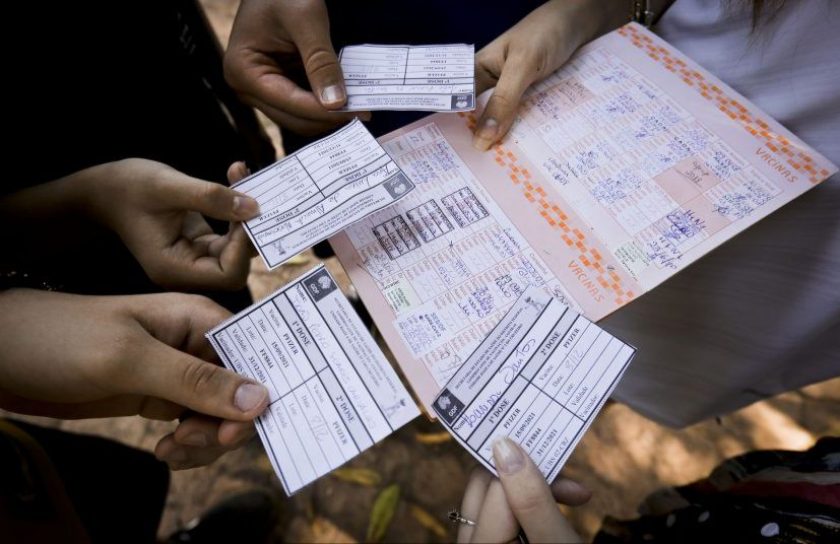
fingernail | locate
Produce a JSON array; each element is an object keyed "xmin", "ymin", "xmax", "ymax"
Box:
[
  {"xmin": 181, "ymin": 432, "xmax": 209, "ymax": 448},
  {"xmin": 232, "ymin": 195, "xmax": 259, "ymax": 217},
  {"xmin": 234, "ymin": 383, "xmax": 268, "ymax": 413},
  {"xmin": 493, "ymin": 437, "xmax": 525, "ymax": 474},
  {"xmin": 473, "ymin": 117, "xmax": 498, "ymax": 151},
  {"xmin": 321, "ymin": 84, "xmax": 345, "ymax": 106}
]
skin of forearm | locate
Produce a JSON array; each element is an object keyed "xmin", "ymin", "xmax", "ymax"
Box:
[{"xmin": 0, "ymin": 165, "xmax": 108, "ymax": 266}]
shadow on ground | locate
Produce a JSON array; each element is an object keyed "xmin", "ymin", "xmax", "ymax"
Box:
[{"xmin": 13, "ymin": 256, "xmax": 836, "ymax": 542}]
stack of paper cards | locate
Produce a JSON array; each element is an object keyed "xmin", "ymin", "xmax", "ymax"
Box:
[
  {"xmin": 232, "ymin": 119, "xmax": 414, "ymax": 269},
  {"xmin": 207, "ymin": 272, "xmax": 631, "ymax": 492},
  {"xmin": 433, "ymin": 288, "xmax": 635, "ymax": 481},
  {"xmin": 206, "ymin": 265, "xmax": 419, "ymax": 495},
  {"xmin": 339, "ymin": 44, "xmax": 475, "ymax": 112}
]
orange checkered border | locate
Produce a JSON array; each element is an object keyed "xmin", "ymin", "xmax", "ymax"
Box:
[
  {"xmin": 618, "ymin": 24, "xmax": 830, "ymax": 184},
  {"xmin": 459, "ymin": 113, "xmax": 635, "ymax": 306}
]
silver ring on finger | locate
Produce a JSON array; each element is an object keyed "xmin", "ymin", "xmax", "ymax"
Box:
[{"xmin": 448, "ymin": 508, "xmax": 476, "ymax": 526}]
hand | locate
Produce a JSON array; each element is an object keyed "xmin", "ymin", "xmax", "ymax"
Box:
[
  {"xmin": 457, "ymin": 438, "xmax": 587, "ymax": 543},
  {"xmin": 85, "ymin": 158, "xmax": 260, "ymax": 291},
  {"xmin": 0, "ymin": 288, "xmax": 270, "ymax": 470},
  {"xmin": 473, "ymin": 0, "xmax": 623, "ymax": 151},
  {"xmin": 224, "ymin": 0, "xmax": 368, "ymax": 135}
]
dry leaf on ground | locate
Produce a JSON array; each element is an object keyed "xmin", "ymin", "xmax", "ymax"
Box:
[
  {"xmin": 415, "ymin": 431, "xmax": 453, "ymax": 445},
  {"xmin": 409, "ymin": 504, "xmax": 449, "ymax": 539},
  {"xmin": 366, "ymin": 484, "xmax": 400, "ymax": 542},
  {"xmin": 332, "ymin": 467, "xmax": 382, "ymax": 487},
  {"xmin": 310, "ymin": 517, "xmax": 357, "ymax": 543}
]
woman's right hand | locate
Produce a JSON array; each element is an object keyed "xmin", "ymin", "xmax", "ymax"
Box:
[
  {"xmin": 223, "ymin": 0, "xmax": 368, "ymax": 135},
  {"xmin": 458, "ymin": 437, "xmax": 588, "ymax": 543}
]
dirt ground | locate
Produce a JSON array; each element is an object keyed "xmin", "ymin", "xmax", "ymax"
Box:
[
  {"xmin": 11, "ymin": 250, "xmax": 839, "ymax": 542},
  {"xmin": 5, "ymin": 2, "xmax": 839, "ymax": 542}
]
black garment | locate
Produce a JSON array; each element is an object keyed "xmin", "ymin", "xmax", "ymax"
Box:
[
  {"xmin": 166, "ymin": 490, "xmax": 280, "ymax": 544},
  {"xmin": 594, "ymin": 437, "xmax": 840, "ymax": 544},
  {"xmin": 1, "ymin": 419, "xmax": 170, "ymax": 543},
  {"xmin": 4, "ymin": 1, "xmax": 274, "ymax": 309}
]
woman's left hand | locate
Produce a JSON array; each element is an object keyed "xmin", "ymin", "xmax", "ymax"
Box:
[
  {"xmin": 85, "ymin": 158, "xmax": 259, "ymax": 291},
  {"xmin": 457, "ymin": 437, "xmax": 589, "ymax": 543}
]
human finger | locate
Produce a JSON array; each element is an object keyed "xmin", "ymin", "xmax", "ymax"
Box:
[
  {"xmin": 494, "ymin": 438, "xmax": 581, "ymax": 543},
  {"xmin": 457, "ymin": 467, "xmax": 492, "ymax": 543},
  {"xmin": 472, "ymin": 49, "xmax": 540, "ymax": 151},
  {"xmin": 470, "ymin": 479, "xmax": 519, "ymax": 543}
]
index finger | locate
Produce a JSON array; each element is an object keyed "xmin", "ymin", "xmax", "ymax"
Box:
[
  {"xmin": 227, "ymin": 161, "xmax": 250, "ymax": 184},
  {"xmin": 457, "ymin": 467, "xmax": 493, "ymax": 543},
  {"xmin": 155, "ymin": 172, "xmax": 259, "ymax": 223},
  {"xmin": 218, "ymin": 224, "xmax": 257, "ymax": 280},
  {"xmin": 470, "ymin": 480, "xmax": 519, "ymax": 543}
]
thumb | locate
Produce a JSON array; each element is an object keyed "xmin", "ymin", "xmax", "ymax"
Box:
[
  {"xmin": 288, "ymin": 3, "xmax": 346, "ymax": 109},
  {"xmin": 472, "ymin": 51, "xmax": 538, "ymax": 151},
  {"xmin": 492, "ymin": 437, "xmax": 582, "ymax": 543},
  {"xmin": 132, "ymin": 340, "xmax": 269, "ymax": 422},
  {"xmin": 161, "ymin": 172, "xmax": 260, "ymax": 222},
  {"xmin": 551, "ymin": 477, "xmax": 592, "ymax": 506}
]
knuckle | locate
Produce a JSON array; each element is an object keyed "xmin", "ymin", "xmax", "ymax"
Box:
[
  {"xmin": 222, "ymin": 48, "xmax": 254, "ymax": 89},
  {"xmin": 303, "ymin": 48, "xmax": 340, "ymax": 80},
  {"xmin": 489, "ymin": 92, "xmax": 517, "ymax": 112},
  {"xmin": 180, "ymin": 359, "xmax": 223, "ymax": 395},
  {"xmin": 490, "ymin": 92, "xmax": 513, "ymax": 107},
  {"xmin": 522, "ymin": 47, "xmax": 549, "ymax": 75},
  {"xmin": 193, "ymin": 294, "xmax": 229, "ymax": 320},
  {"xmin": 197, "ymin": 182, "xmax": 224, "ymax": 205}
]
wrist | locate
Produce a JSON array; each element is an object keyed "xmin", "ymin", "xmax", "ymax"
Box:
[
  {"xmin": 551, "ymin": 0, "xmax": 626, "ymax": 53},
  {"xmin": 61, "ymin": 167, "xmax": 100, "ymax": 219},
  {"xmin": 586, "ymin": 0, "xmax": 634, "ymax": 39},
  {"xmin": 0, "ymin": 165, "xmax": 102, "ymax": 225},
  {"xmin": 70, "ymin": 160, "xmax": 126, "ymax": 227}
]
